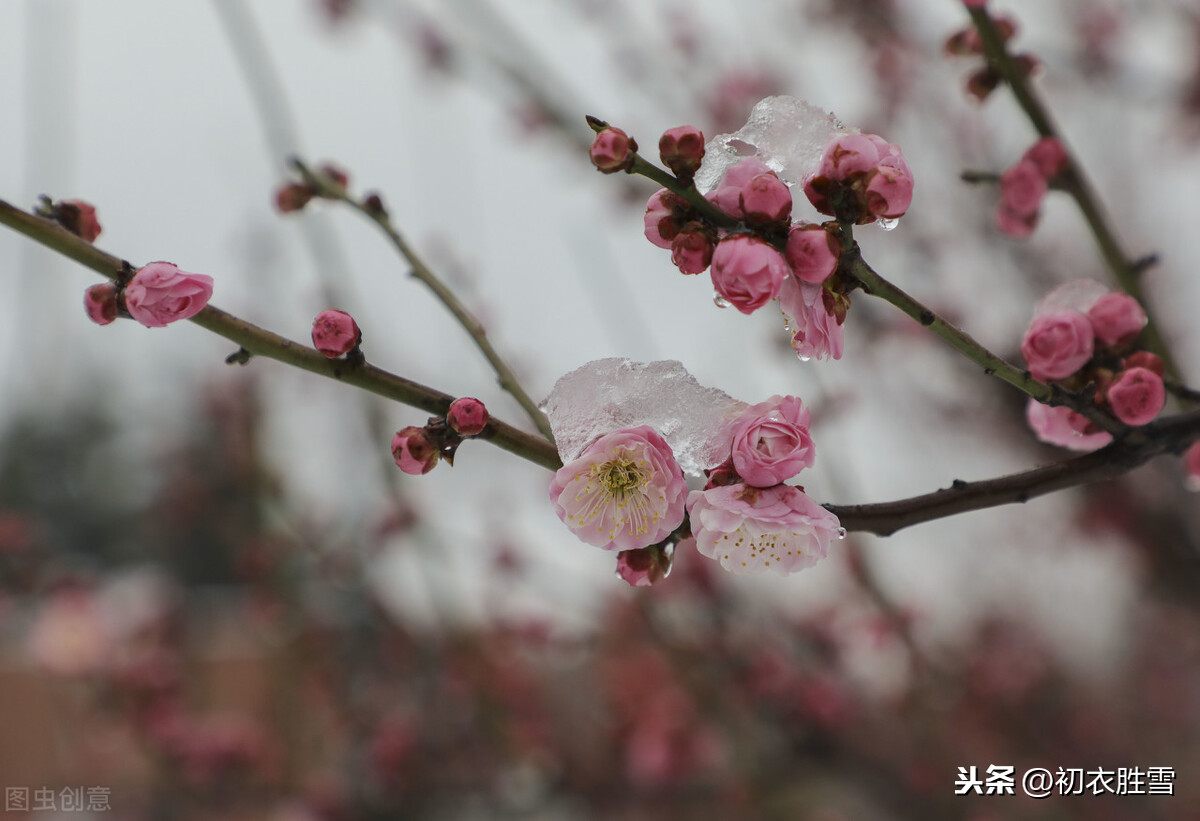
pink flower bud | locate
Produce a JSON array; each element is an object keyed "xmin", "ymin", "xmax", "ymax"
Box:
[
  {"xmin": 124, "ymin": 262, "xmax": 214, "ymax": 328},
  {"xmin": 1183, "ymin": 442, "xmax": 1200, "ymax": 491},
  {"xmin": 805, "ymin": 134, "xmax": 913, "ymax": 224},
  {"xmin": 709, "ymin": 158, "xmax": 773, "ymax": 219},
  {"xmin": 55, "ymin": 199, "xmax": 102, "ymax": 243},
  {"xmin": 317, "ymin": 163, "xmax": 349, "ymax": 191},
  {"xmin": 1020, "ymin": 311, "xmax": 1094, "ymax": 381},
  {"xmin": 447, "ymin": 397, "xmax": 488, "ymax": 436},
  {"xmin": 658, "ymin": 126, "xmax": 705, "ymax": 179},
  {"xmin": 995, "ymin": 203, "xmax": 1038, "ymax": 237},
  {"xmin": 739, "ymin": 173, "xmax": 792, "ymax": 224},
  {"xmin": 1106, "ymin": 367, "xmax": 1165, "ymax": 426},
  {"xmin": 311, "ymin": 309, "xmax": 362, "ymax": 358},
  {"xmin": 590, "ymin": 127, "xmax": 635, "ymax": 174},
  {"xmin": 275, "ymin": 183, "xmax": 314, "ymax": 213},
  {"xmin": 670, "ymin": 225, "xmax": 714, "ymax": 274},
  {"xmin": 1121, "ymin": 350, "xmax": 1163, "ymax": 376},
  {"xmin": 709, "ymin": 235, "xmax": 788, "ymax": 315},
  {"xmin": 644, "ymin": 189, "xmax": 685, "ymax": 249},
  {"xmin": 83, "ymin": 283, "xmax": 119, "ymax": 326},
  {"xmin": 729, "ymin": 395, "xmax": 815, "ymax": 487},
  {"xmin": 785, "ymin": 223, "xmax": 841, "ymax": 284},
  {"xmin": 819, "ymin": 134, "xmax": 882, "ymax": 180},
  {"xmin": 1087, "ymin": 292, "xmax": 1146, "ymax": 348},
  {"xmin": 615, "ymin": 543, "xmax": 673, "ymax": 588},
  {"xmin": 864, "ymin": 161, "xmax": 915, "ymax": 220},
  {"xmin": 999, "ymin": 160, "xmax": 1047, "ymax": 217},
  {"xmin": 1023, "ymin": 137, "xmax": 1068, "ymax": 180},
  {"xmin": 391, "ymin": 426, "xmax": 439, "ymax": 475}
]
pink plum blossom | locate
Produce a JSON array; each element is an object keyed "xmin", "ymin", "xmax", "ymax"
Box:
[
  {"xmin": 549, "ymin": 426, "xmax": 687, "ymax": 552},
  {"xmin": 1106, "ymin": 367, "xmax": 1165, "ymax": 426},
  {"xmin": 708, "ymin": 158, "xmax": 773, "ymax": 219},
  {"xmin": 84, "ymin": 282, "xmax": 119, "ymax": 326},
  {"xmin": 999, "ymin": 160, "xmax": 1047, "ymax": 216},
  {"xmin": 615, "ymin": 543, "xmax": 673, "ymax": 587},
  {"xmin": 687, "ymin": 483, "xmax": 840, "ymax": 575},
  {"xmin": 785, "ymin": 223, "xmax": 841, "ymax": 284},
  {"xmin": 447, "ymin": 397, "xmax": 489, "ymax": 436},
  {"xmin": 778, "ymin": 274, "xmax": 844, "ymax": 360},
  {"xmin": 710, "ymin": 235, "xmax": 788, "ymax": 314},
  {"xmin": 670, "ymin": 226, "xmax": 714, "ymax": 274},
  {"xmin": 1025, "ymin": 400, "xmax": 1113, "ymax": 451},
  {"xmin": 123, "ymin": 261, "xmax": 214, "ymax": 328},
  {"xmin": 590, "ymin": 127, "xmax": 634, "ymax": 174},
  {"xmin": 729, "ymin": 395, "xmax": 816, "ymax": 487},
  {"xmin": 739, "ymin": 173, "xmax": 792, "ymax": 224},
  {"xmin": 1087, "ymin": 292, "xmax": 1147, "ymax": 348},
  {"xmin": 1023, "ymin": 136, "xmax": 1068, "ymax": 180},
  {"xmin": 644, "ymin": 189, "xmax": 684, "ymax": 249},
  {"xmin": 804, "ymin": 133, "xmax": 914, "ymax": 223},
  {"xmin": 995, "ymin": 204, "xmax": 1037, "ymax": 237},
  {"xmin": 1020, "ymin": 311, "xmax": 1094, "ymax": 381},
  {"xmin": 56, "ymin": 199, "xmax": 102, "ymax": 243},
  {"xmin": 391, "ymin": 426, "xmax": 439, "ymax": 475},
  {"xmin": 658, "ymin": 125, "xmax": 705, "ymax": 179},
  {"xmin": 311, "ymin": 309, "xmax": 362, "ymax": 358}
]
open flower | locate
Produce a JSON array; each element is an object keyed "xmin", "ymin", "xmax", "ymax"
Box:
[
  {"xmin": 549, "ymin": 426, "xmax": 687, "ymax": 552},
  {"xmin": 778, "ymin": 275, "xmax": 844, "ymax": 361},
  {"xmin": 688, "ymin": 483, "xmax": 839, "ymax": 575},
  {"xmin": 1025, "ymin": 400, "xmax": 1112, "ymax": 452}
]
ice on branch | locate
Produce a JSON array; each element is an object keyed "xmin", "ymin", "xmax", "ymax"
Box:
[
  {"xmin": 693, "ymin": 96, "xmax": 853, "ymax": 194},
  {"xmin": 541, "ymin": 359, "xmax": 750, "ymax": 476}
]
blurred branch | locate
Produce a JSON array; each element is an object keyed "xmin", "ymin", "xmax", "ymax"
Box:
[
  {"xmin": 966, "ymin": 4, "xmax": 1183, "ymax": 385},
  {"xmin": 0, "ymin": 198, "xmax": 562, "ymax": 472},
  {"xmin": 294, "ymin": 160, "xmax": 555, "ymax": 442}
]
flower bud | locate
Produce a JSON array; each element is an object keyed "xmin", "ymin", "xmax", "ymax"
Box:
[
  {"xmin": 311, "ymin": 309, "xmax": 362, "ymax": 358},
  {"xmin": 1120, "ymin": 350, "xmax": 1163, "ymax": 377},
  {"xmin": 124, "ymin": 262, "xmax": 214, "ymax": 328},
  {"xmin": 670, "ymin": 224, "xmax": 714, "ymax": 275},
  {"xmin": 710, "ymin": 235, "xmax": 788, "ymax": 315},
  {"xmin": 590, "ymin": 127, "xmax": 635, "ymax": 174},
  {"xmin": 658, "ymin": 125, "xmax": 705, "ymax": 180},
  {"xmin": 615, "ymin": 543, "xmax": 674, "ymax": 588},
  {"xmin": 1087, "ymin": 292, "xmax": 1146, "ymax": 349},
  {"xmin": 740, "ymin": 173, "xmax": 793, "ymax": 225},
  {"xmin": 54, "ymin": 199, "xmax": 102, "ymax": 243},
  {"xmin": 391, "ymin": 426, "xmax": 439, "ymax": 475},
  {"xmin": 1023, "ymin": 137, "xmax": 1068, "ymax": 181},
  {"xmin": 83, "ymin": 283, "xmax": 119, "ymax": 326},
  {"xmin": 275, "ymin": 183, "xmax": 314, "ymax": 213},
  {"xmin": 785, "ymin": 223, "xmax": 841, "ymax": 284},
  {"xmin": 1020, "ymin": 311, "xmax": 1094, "ymax": 381},
  {"xmin": 447, "ymin": 397, "xmax": 489, "ymax": 436},
  {"xmin": 644, "ymin": 189, "xmax": 686, "ymax": 249},
  {"xmin": 999, "ymin": 160, "xmax": 1046, "ymax": 217},
  {"xmin": 1106, "ymin": 367, "xmax": 1165, "ymax": 426},
  {"xmin": 317, "ymin": 163, "xmax": 350, "ymax": 191}
]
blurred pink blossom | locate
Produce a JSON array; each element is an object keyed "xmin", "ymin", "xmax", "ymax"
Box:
[{"xmin": 1020, "ymin": 311, "xmax": 1094, "ymax": 381}]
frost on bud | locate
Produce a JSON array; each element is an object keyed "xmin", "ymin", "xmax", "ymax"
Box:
[
  {"xmin": 275, "ymin": 183, "xmax": 314, "ymax": 213},
  {"xmin": 590, "ymin": 127, "xmax": 636, "ymax": 174},
  {"xmin": 658, "ymin": 125, "xmax": 705, "ymax": 181},
  {"xmin": 1105, "ymin": 367, "xmax": 1165, "ymax": 427},
  {"xmin": 447, "ymin": 397, "xmax": 489, "ymax": 436},
  {"xmin": 311, "ymin": 309, "xmax": 362, "ymax": 358},
  {"xmin": 391, "ymin": 426, "xmax": 439, "ymax": 475},
  {"xmin": 670, "ymin": 223, "xmax": 714, "ymax": 275},
  {"xmin": 54, "ymin": 199, "xmax": 103, "ymax": 243},
  {"xmin": 83, "ymin": 283, "xmax": 119, "ymax": 326},
  {"xmin": 615, "ymin": 542, "xmax": 674, "ymax": 588},
  {"xmin": 785, "ymin": 223, "xmax": 841, "ymax": 285},
  {"xmin": 739, "ymin": 173, "xmax": 793, "ymax": 225}
]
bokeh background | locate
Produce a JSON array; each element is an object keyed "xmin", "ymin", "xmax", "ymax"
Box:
[{"xmin": 2, "ymin": 0, "xmax": 1200, "ymax": 818}]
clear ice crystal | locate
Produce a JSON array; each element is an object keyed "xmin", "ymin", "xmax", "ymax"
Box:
[
  {"xmin": 540, "ymin": 358, "xmax": 751, "ymax": 475},
  {"xmin": 693, "ymin": 96, "xmax": 854, "ymax": 194}
]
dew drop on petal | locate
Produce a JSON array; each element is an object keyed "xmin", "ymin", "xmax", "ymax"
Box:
[
  {"xmin": 796, "ymin": 352, "xmax": 812, "ymax": 363},
  {"xmin": 837, "ymin": 526, "xmax": 847, "ymax": 540},
  {"xmin": 713, "ymin": 294, "xmax": 731, "ymax": 309},
  {"xmin": 661, "ymin": 542, "xmax": 676, "ymax": 579},
  {"xmin": 876, "ymin": 217, "xmax": 899, "ymax": 232}
]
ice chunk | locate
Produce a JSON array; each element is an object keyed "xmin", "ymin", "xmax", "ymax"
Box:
[
  {"xmin": 1034, "ymin": 279, "xmax": 1109, "ymax": 316},
  {"xmin": 694, "ymin": 96, "xmax": 853, "ymax": 193},
  {"xmin": 541, "ymin": 358, "xmax": 750, "ymax": 475}
]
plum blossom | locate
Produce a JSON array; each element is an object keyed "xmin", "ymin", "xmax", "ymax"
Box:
[
  {"xmin": 1106, "ymin": 367, "xmax": 1165, "ymax": 426},
  {"xmin": 803, "ymin": 133, "xmax": 913, "ymax": 224},
  {"xmin": 549, "ymin": 426, "xmax": 687, "ymax": 552},
  {"xmin": 644, "ymin": 189, "xmax": 684, "ymax": 249},
  {"xmin": 84, "ymin": 283, "xmax": 119, "ymax": 326},
  {"xmin": 778, "ymin": 274, "xmax": 844, "ymax": 361},
  {"xmin": 729, "ymin": 395, "xmax": 815, "ymax": 487},
  {"xmin": 710, "ymin": 235, "xmax": 788, "ymax": 314},
  {"xmin": 447, "ymin": 397, "xmax": 489, "ymax": 436},
  {"xmin": 1087, "ymin": 292, "xmax": 1147, "ymax": 348},
  {"xmin": 590, "ymin": 127, "xmax": 634, "ymax": 173},
  {"xmin": 311, "ymin": 309, "xmax": 362, "ymax": 358},
  {"xmin": 658, "ymin": 125, "xmax": 705, "ymax": 179},
  {"xmin": 785, "ymin": 223, "xmax": 841, "ymax": 284},
  {"xmin": 1025, "ymin": 400, "xmax": 1112, "ymax": 451},
  {"xmin": 391, "ymin": 427, "xmax": 439, "ymax": 475},
  {"xmin": 707, "ymin": 158, "xmax": 773, "ymax": 220},
  {"xmin": 739, "ymin": 172, "xmax": 792, "ymax": 224},
  {"xmin": 687, "ymin": 483, "xmax": 839, "ymax": 575},
  {"xmin": 124, "ymin": 262, "xmax": 214, "ymax": 328},
  {"xmin": 1020, "ymin": 311, "xmax": 1094, "ymax": 381}
]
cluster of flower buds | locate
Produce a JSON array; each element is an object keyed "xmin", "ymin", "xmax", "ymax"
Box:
[
  {"xmin": 1021, "ymin": 281, "xmax": 1163, "ymax": 449},
  {"xmin": 944, "ymin": 10, "xmax": 1039, "ymax": 101},
  {"xmin": 631, "ymin": 121, "xmax": 912, "ymax": 360},
  {"xmin": 274, "ymin": 163, "xmax": 350, "ymax": 213},
  {"xmin": 392, "ymin": 397, "xmax": 490, "ymax": 475},
  {"xmin": 995, "ymin": 137, "xmax": 1068, "ymax": 237},
  {"xmin": 84, "ymin": 260, "xmax": 214, "ymax": 329}
]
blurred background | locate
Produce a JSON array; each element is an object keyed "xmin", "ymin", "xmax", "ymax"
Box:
[{"xmin": 2, "ymin": 0, "xmax": 1200, "ymax": 818}]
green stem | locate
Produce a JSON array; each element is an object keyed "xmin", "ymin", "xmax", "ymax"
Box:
[
  {"xmin": 0, "ymin": 198, "xmax": 563, "ymax": 472},
  {"xmin": 294, "ymin": 161, "xmax": 556, "ymax": 444},
  {"xmin": 967, "ymin": 6, "xmax": 1183, "ymax": 385}
]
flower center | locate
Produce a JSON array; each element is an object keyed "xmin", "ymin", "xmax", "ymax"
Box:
[{"xmin": 596, "ymin": 457, "xmax": 645, "ymax": 500}]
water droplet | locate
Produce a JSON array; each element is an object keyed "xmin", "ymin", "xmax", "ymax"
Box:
[
  {"xmin": 876, "ymin": 217, "xmax": 899, "ymax": 232},
  {"xmin": 661, "ymin": 542, "xmax": 676, "ymax": 579},
  {"xmin": 796, "ymin": 351, "xmax": 811, "ymax": 363},
  {"xmin": 837, "ymin": 526, "xmax": 847, "ymax": 540},
  {"xmin": 713, "ymin": 294, "xmax": 730, "ymax": 309}
]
